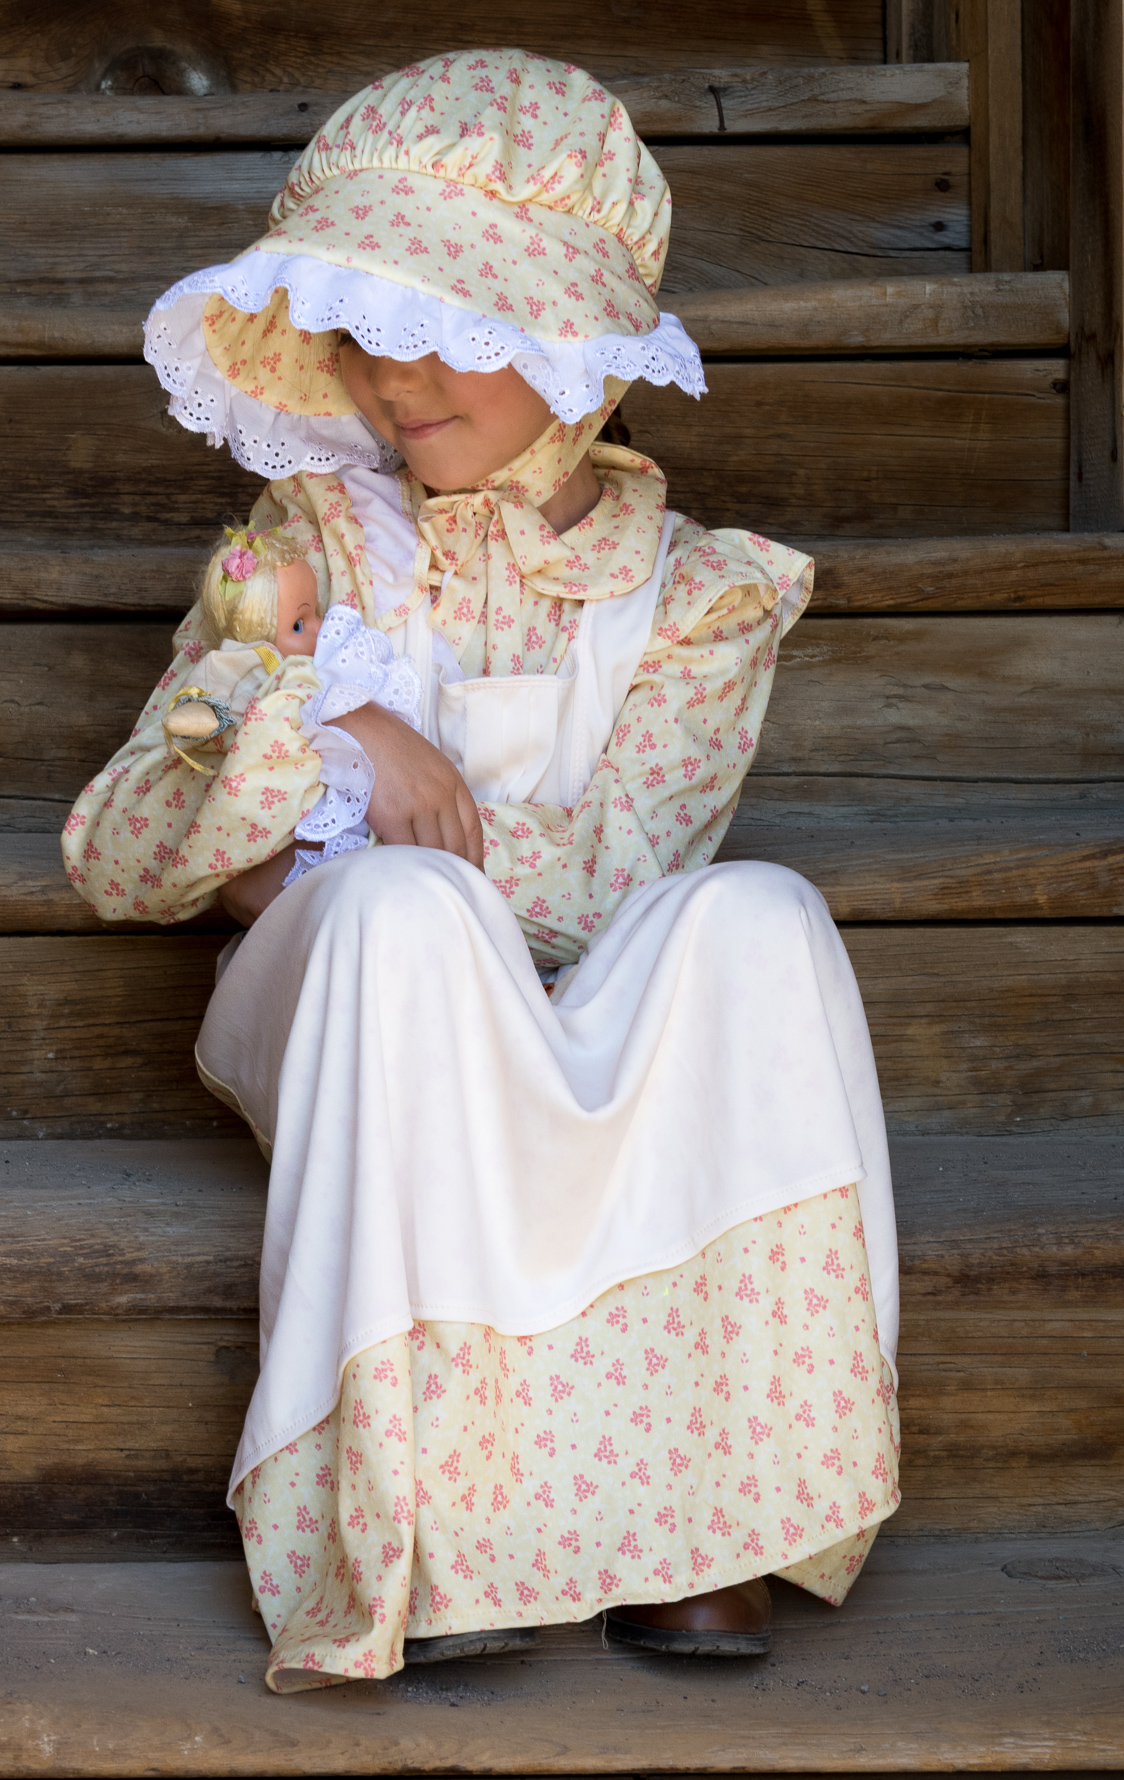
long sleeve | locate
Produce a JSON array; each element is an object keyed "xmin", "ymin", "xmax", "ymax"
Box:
[
  {"xmin": 480, "ymin": 518, "xmax": 806, "ymax": 966},
  {"xmin": 62, "ymin": 610, "xmax": 324, "ymax": 923}
]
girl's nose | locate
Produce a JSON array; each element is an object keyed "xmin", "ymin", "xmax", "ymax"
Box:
[{"xmin": 368, "ymin": 352, "xmax": 439, "ymax": 403}]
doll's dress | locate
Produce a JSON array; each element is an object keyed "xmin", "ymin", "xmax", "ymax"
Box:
[{"xmin": 282, "ymin": 605, "xmax": 423, "ymax": 886}]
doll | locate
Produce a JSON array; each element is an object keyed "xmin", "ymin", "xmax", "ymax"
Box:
[{"xmin": 163, "ymin": 526, "xmax": 322, "ymax": 768}]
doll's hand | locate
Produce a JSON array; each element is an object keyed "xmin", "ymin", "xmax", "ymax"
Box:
[{"xmin": 327, "ymin": 702, "xmax": 484, "ymax": 869}]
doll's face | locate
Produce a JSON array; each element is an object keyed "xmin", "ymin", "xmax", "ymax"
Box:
[
  {"xmin": 274, "ymin": 558, "xmax": 321, "ymax": 657},
  {"xmin": 339, "ymin": 345, "xmax": 553, "ymax": 490}
]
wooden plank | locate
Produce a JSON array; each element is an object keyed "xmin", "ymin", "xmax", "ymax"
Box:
[
  {"xmin": 717, "ymin": 778, "xmax": 1124, "ymax": 920},
  {"xmin": 1, "ymin": 1305, "xmax": 1119, "ymax": 1548},
  {"xmin": 6, "ymin": 781, "xmax": 1123, "ymax": 935},
  {"xmin": 4, "ymin": 614, "xmax": 1121, "ymax": 805},
  {"xmin": 0, "ymin": 543, "xmax": 212, "ymax": 615},
  {"xmin": 758, "ymin": 614, "xmax": 1124, "ymax": 782},
  {"xmin": 972, "ymin": 0, "xmax": 1026, "ymax": 272},
  {"xmin": 0, "ymin": 1140, "xmax": 267, "ymax": 1317},
  {"xmin": 842, "ymin": 924, "xmax": 1124, "ymax": 1136},
  {"xmin": 3, "ymin": 1132, "xmax": 1119, "ymax": 1318},
  {"xmin": 0, "ymin": 936, "xmax": 243, "ymax": 1140},
  {"xmin": 0, "ymin": 144, "xmax": 969, "ymax": 319},
  {"xmin": 0, "ymin": 369, "xmax": 261, "ymax": 546},
  {"xmin": 0, "ymin": 67, "xmax": 970, "ymax": 147},
  {"xmin": 0, "ymin": 1542, "xmax": 1120, "ymax": 1767},
  {"xmin": 626, "ymin": 359, "xmax": 1068, "ymax": 536},
  {"xmin": 2, "ymin": 925, "xmax": 1121, "ymax": 1137},
  {"xmin": 5, "ymin": 614, "xmax": 1121, "ymax": 805},
  {"xmin": 668, "ymin": 271, "xmax": 1068, "ymax": 356},
  {"xmin": 799, "ymin": 530, "xmax": 1124, "ymax": 611},
  {"xmin": 1022, "ymin": 0, "xmax": 1071, "ymax": 274},
  {"xmin": 3, "ymin": 269, "xmax": 1064, "ymax": 363},
  {"xmin": 5, "ymin": 532, "xmax": 1121, "ymax": 619},
  {"xmin": 1070, "ymin": 0, "xmax": 1124, "ymax": 528},
  {"xmin": 0, "ymin": 361, "xmax": 1068, "ymax": 544},
  {"xmin": 657, "ymin": 142, "xmax": 969, "ymax": 291},
  {"xmin": 0, "ymin": 1, "xmax": 888, "ymax": 96}
]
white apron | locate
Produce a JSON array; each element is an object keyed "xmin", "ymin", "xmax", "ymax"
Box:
[{"xmin": 197, "ymin": 480, "xmax": 898, "ymax": 1495}]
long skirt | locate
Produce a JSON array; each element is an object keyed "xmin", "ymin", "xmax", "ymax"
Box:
[{"xmin": 197, "ymin": 851, "xmax": 901, "ymax": 1689}]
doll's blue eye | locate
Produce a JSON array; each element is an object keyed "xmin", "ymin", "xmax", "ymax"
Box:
[{"xmin": 293, "ymin": 618, "xmax": 304, "ymax": 633}]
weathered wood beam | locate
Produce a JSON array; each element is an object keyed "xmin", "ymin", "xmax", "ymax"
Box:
[
  {"xmin": 1, "ymin": 924, "xmax": 1121, "ymax": 1136},
  {"xmin": 0, "ymin": 273, "xmax": 1067, "ymax": 363},
  {"xmin": 0, "ymin": 67, "xmax": 970, "ymax": 148},
  {"xmin": 954, "ymin": 0, "xmax": 1026, "ymax": 271},
  {"xmin": 4, "ymin": 530, "xmax": 1119, "ymax": 618},
  {"xmin": 1070, "ymin": 0, "xmax": 1124, "ymax": 529},
  {"xmin": 668, "ymin": 271, "xmax": 1068, "ymax": 354}
]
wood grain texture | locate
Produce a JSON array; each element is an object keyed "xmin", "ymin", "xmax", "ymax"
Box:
[
  {"xmin": 758, "ymin": 613, "xmax": 1124, "ymax": 782},
  {"xmin": 0, "ymin": 67, "xmax": 970, "ymax": 146},
  {"xmin": 668, "ymin": 270, "xmax": 1067, "ymax": 356},
  {"xmin": 7, "ymin": 785, "xmax": 1122, "ymax": 936},
  {"xmin": 4, "ymin": 269, "xmax": 1063, "ymax": 363},
  {"xmin": 0, "ymin": 360, "xmax": 1069, "ymax": 544},
  {"xmin": 0, "ymin": 1310, "xmax": 1119, "ymax": 1546},
  {"xmin": 0, "ymin": 0, "xmax": 888, "ymax": 95},
  {"xmin": 5, "ymin": 532, "xmax": 1121, "ymax": 618},
  {"xmin": 657, "ymin": 142, "xmax": 969, "ymax": 291},
  {"xmin": 0, "ymin": 1542, "xmax": 1120, "ymax": 1767},
  {"xmin": 1022, "ymin": 0, "xmax": 1071, "ymax": 274},
  {"xmin": 3, "ymin": 1132, "xmax": 1119, "ymax": 1318},
  {"xmin": 0, "ymin": 935, "xmax": 243, "ymax": 1139},
  {"xmin": 799, "ymin": 530, "xmax": 1124, "ymax": 611},
  {"xmin": 717, "ymin": 778, "xmax": 1124, "ymax": 920},
  {"xmin": 625, "ymin": 359, "xmax": 1069, "ymax": 536},
  {"xmin": 4, "ymin": 614, "xmax": 1121, "ymax": 807},
  {"xmin": 1069, "ymin": 0, "xmax": 1124, "ymax": 528},
  {"xmin": 841, "ymin": 924, "xmax": 1124, "ymax": 1135},
  {"xmin": 2, "ymin": 925, "xmax": 1121, "ymax": 1137},
  {"xmin": 0, "ymin": 143, "xmax": 969, "ymax": 316}
]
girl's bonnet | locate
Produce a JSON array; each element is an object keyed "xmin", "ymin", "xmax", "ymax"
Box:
[{"xmin": 143, "ymin": 48, "xmax": 707, "ymax": 477}]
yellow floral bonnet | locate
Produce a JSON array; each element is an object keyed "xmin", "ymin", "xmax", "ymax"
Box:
[{"xmin": 143, "ymin": 48, "xmax": 705, "ymax": 477}]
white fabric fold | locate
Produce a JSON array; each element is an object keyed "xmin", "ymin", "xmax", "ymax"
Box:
[{"xmin": 194, "ymin": 852, "xmax": 899, "ymax": 1494}]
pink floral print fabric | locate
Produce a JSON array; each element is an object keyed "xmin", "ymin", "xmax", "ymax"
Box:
[{"xmin": 233, "ymin": 1183, "xmax": 899, "ymax": 1692}]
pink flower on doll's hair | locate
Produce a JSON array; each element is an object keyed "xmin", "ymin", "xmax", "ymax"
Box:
[{"xmin": 221, "ymin": 546, "xmax": 258, "ymax": 581}]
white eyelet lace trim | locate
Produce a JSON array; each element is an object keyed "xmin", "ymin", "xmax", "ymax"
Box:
[
  {"xmin": 284, "ymin": 607, "xmax": 424, "ymax": 887},
  {"xmin": 144, "ymin": 250, "xmax": 706, "ymax": 475}
]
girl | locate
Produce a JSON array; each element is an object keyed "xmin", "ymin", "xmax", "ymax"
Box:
[{"xmin": 64, "ymin": 49, "xmax": 899, "ymax": 1689}]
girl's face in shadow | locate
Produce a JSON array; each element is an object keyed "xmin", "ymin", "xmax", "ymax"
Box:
[{"xmin": 339, "ymin": 343, "xmax": 553, "ymax": 491}]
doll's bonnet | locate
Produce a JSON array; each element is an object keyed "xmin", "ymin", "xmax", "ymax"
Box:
[{"xmin": 144, "ymin": 48, "xmax": 705, "ymax": 478}]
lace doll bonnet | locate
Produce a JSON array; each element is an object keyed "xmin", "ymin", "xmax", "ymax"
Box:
[{"xmin": 144, "ymin": 48, "xmax": 706, "ymax": 478}]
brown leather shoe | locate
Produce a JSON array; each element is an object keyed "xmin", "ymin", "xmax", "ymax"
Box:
[{"xmin": 604, "ymin": 1578, "xmax": 771, "ymax": 1655}]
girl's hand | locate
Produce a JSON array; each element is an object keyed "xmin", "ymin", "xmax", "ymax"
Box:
[
  {"xmin": 329, "ymin": 703, "xmax": 485, "ymax": 869},
  {"xmin": 217, "ymin": 842, "xmax": 305, "ymax": 925}
]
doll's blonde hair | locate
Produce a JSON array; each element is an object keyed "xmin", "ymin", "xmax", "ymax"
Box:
[{"xmin": 200, "ymin": 527, "xmax": 314, "ymax": 647}]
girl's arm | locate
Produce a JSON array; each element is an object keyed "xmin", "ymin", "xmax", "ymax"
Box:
[{"xmin": 63, "ymin": 621, "xmax": 324, "ymax": 924}]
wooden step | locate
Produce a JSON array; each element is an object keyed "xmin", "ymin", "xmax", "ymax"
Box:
[
  {"xmin": 0, "ymin": 1534, "xmax": 1120, "ymax": 1771},
  {"xmin": 0, "ymin": 271, "xmax": 1070, "ymax": 362},
  {"xmin": 4, "ymin": 532, "xmax": 1121, "ymax": 618},
  {"xmin": 1, "ymin": 361, "xmax": 1068, "ymax": 543},
  {"xmin": 1, "ymin": 1134, "xmax": 1120, "ymax": 1554},
  {"xmin": 0, "ymin": 66, "xmax": 970, "ymax": 147},
  {"xmin": 0, "ymin": 140, "xmax": 969, "ymax": 316},
  {"xmin": 2, "ymin": 926, "xmax": 1121, "ymax": 1139},
  {"xmin": 6, "ymin": 784, "xmax": 1124, "ymax": 935},
  {"xmin": 0, "ymin": 3, "xmax": 892, "ymax": 93},
  {"xmin": 9, "ymin": 614, "xmax": 1121, "ymax": 812}
]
